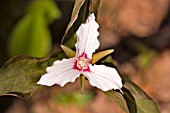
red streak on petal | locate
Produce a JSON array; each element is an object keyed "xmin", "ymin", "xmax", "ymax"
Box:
[
  {"xmin": 78, "ymin": 52, "xmax": 89, "ymax": 59},
  {"xmin": 73, "ymin": 60, "xmax": 82, "ymax": 71},
  {"xmin": 83, "ymin": 66, "xmax": 90, "ymax": 72}
]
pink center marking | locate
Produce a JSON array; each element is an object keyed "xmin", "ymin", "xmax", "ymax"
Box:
[{"xmin": 73, "ymin": 52, "xmax": 91, "ymax": 72}]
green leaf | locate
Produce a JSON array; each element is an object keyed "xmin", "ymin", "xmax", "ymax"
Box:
[
  {"xmin": 133, "ymin": 95, "xmax": 160, "ymax": 113},
  {"xmin": 8, "ymin": 0, "xmax": 61, "ymax": 57},
  {"xmin": 0, "ymin": 51, "xmax": 66, "ymax": 99},
  {"xmin": 123, "ymin": 78, "xmax": 160, "ymax": 113},
  {"xmin": 105, "ymin": 90, "xmax": 130, "ymax": 113},
  {"xmin": 102, "ymin": 56, "xmax": 160, "ymax": 113},
  {"xmin": 62, "ymin": 0, "xmax": 89, "ymax": 47},
  {"xmin": 62, "ymin": 0, "xmax": 100, "ymax": 48},
  {"xmin": 123, "ymin": 88, "xmax": 136, "ymax": 113},
  {"xmin": 63, "ymin": 0, "xmax": 85, "ymax": 38},
  {"xmin": 27, "ymin": 0, "xmax": 60, "ymax": 23}
]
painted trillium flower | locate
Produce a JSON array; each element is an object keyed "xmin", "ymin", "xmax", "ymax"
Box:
[{"xmin": 37, "ymin": 13, "xmax": 123, "ymax": 92}]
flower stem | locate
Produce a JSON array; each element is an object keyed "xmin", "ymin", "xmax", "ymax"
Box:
[{"xmin": 80, "ymin": 74, "xmax": 85, "ymax": 94}]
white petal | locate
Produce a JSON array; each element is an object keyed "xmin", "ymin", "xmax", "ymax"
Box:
[
  {"xmin": 84, "ymin": 65, "xmax": 123, "ymax": 91},
  {"xmin": 75, "ymin": 13, "xmax": 100, "ymax": 58},
  {"xmin": 37, "ymin": 58, "xmax": 81, "ymax": 87}
]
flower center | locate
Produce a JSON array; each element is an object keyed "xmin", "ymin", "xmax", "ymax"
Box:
[
  {"xmin": 73, "ymin": 52, "xmax": 91, "ymax": 72},
  {"xmin": 77, "ymin": 57, "xmax": 89, "ymax": 69}
]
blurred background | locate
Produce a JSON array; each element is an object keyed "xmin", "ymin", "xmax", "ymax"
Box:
[{"xmin": 0, "ymin": 0, "xmax": 170, "ymax": 113}]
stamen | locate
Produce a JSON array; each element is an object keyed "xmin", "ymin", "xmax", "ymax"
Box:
[{"xmin": 77, "ymin": 57, "xmax": 89, "ymax": 69}]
